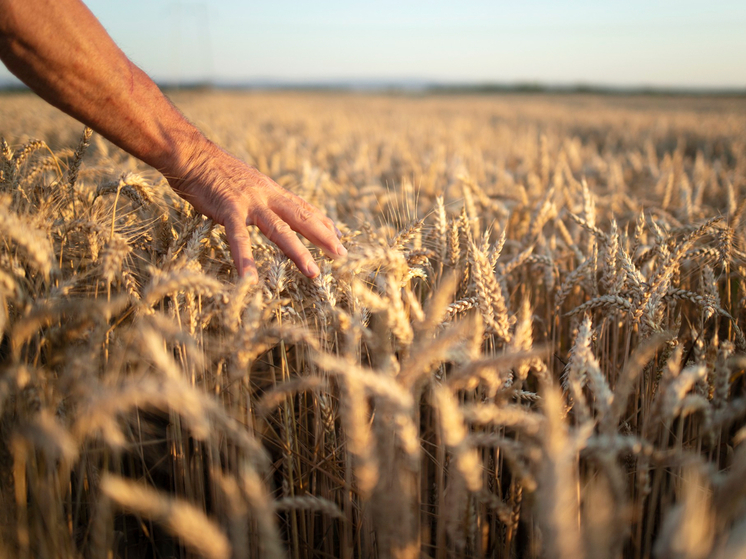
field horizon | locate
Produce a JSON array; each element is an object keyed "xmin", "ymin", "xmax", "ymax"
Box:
[{"xmin": 2, "ymin": 79, "xmax": 746, "ymax": 98}]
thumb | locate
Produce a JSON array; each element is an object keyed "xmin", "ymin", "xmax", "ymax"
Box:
[{"xmin": 224, "ymin": 216, "xmax": 258, "ymax": 283}]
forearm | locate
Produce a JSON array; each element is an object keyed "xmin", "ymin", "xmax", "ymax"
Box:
[
  {"xmin": 0, "ymin": 0, "xmax": 344, "ymax": 280},
  {"xmin": 0, "ymin": 0, "xmax": 205, "ymax": 177}
]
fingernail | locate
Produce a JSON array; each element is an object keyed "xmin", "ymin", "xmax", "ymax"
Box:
[
  {"xmin": 334, "ymin": 226, "xmax": 342, "ymax": 238},
  {"xmin": 306, "ymin": 260, "xmax": 320, "ymax": 277},
  {"xmin": 336, "ymin": 244, "xmax": 348, "ymax": 257},
  {"xmin": 241, "ymin": 259, "xmax": 258, "ymax": 283}
]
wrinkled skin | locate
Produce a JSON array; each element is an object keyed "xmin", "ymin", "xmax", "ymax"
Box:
[
  {"xmin": 169, "ymin": 141, "xmax": 345, "ymax": 281},
  {"xmin": 0, "ymin": 0, "xmax": 345, "ymax": 280}
]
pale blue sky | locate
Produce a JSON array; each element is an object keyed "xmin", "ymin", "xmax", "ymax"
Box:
[{"xmin": 2, "ymin": 1, "xmax": 745, "ymax": 88}]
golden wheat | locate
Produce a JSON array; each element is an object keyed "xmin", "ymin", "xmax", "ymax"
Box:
[{"xmin": 0, "ymin": 91, "xmax": 745, "ymax": 559}]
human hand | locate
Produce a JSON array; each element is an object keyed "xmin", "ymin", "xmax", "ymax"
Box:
[
  {"xmin": 167, "ymin": 141, "xmax": 345, "ymax": 282},
  {"xmin": 0, "ymin": 0, "xmax": 346, "ymax": 282}
]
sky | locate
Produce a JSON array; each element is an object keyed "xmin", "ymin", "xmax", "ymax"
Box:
[{"xmin": 1, "ymin": 0, "xmax": 745, "ymax": 89}]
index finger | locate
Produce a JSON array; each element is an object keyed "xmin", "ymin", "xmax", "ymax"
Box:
[
  {"xmin": 272, "ymin": 194, "xmax": 347, "ymax": 259},
  {"xmin": 224, "ymin": 215, "xmax": 258, "ymax": 282}
]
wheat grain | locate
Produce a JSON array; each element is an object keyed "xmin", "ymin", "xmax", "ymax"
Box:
[{"xmin": 2, "ymin": 91, "xmax": 746, "ymax": 559}]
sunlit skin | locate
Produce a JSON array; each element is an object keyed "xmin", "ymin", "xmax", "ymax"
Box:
[{"xmin": 0, "ymin": 0, "xmax": 346, "ymax": 282}]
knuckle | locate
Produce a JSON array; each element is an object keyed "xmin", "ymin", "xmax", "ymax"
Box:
[
  {"xmin": 230, "ymin": 229, "xmax": 251, "ymax": 243},
  {"xmin": 294, "ymin": 204, "xmax": 314, "ymax": 223},
  {"xmin": 275, "ymin": 220, "xmax": 291, "ymax": 236},
  {"xmin": 264, "ymin": 214, "xmax": 291, "ymax": 242}
]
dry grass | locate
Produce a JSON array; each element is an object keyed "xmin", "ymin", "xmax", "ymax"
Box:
[{"xmin": 1, "ymin": 90, "xmax": 746, "ymax": 558}]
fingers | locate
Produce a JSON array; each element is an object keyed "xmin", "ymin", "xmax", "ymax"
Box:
[
  {"xmin": 181, "ymin": 158, "xmax": 344, "ymax": 279},
  {"xmin": 224, "ymin": 216, "xmax": 258, "ymax": 283},
  {"xmin": 272, "ymin": 194, "xmax": 347, "ymax": 259},
  {"xmin": 253, "ymin": 209, "xmax": 321, "ymax": 278}
]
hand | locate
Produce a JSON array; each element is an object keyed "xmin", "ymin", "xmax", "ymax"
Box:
[
  {"xmin": 0, "ymin": 0, "xmax": 346, "ymax": 282},
  {"xmin": 168, "ymin": 141, "xmax": 345, "ymax": 282}
]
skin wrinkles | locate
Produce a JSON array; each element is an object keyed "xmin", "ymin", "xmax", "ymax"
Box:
[{"xmin": 0, "ymin": 0, "xmax": 346, "ymax": 281}]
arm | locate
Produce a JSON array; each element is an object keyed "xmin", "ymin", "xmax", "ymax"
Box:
[{"xmin": 0, "ymin": 0, "xmax": 345, "ymax": 280}]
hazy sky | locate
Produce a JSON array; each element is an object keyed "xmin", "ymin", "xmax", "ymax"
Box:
[{"xmin": 2, "ymin": 0, "xmax": 745, "ymax": 88}]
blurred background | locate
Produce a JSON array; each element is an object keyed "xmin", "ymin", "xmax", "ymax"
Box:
[{"xmin": 1, "ymin": 0, "xmax": 745, "ymax": 92}]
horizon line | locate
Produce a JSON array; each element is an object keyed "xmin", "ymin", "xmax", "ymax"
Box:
[{"xmin": 1, "ymin": 78, "xmax": 745, "ymax": 97}]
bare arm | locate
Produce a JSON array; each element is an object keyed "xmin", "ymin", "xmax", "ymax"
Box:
[{"xmin": 0, "ymin": 0, "xmax": 345, "ymax": 280}]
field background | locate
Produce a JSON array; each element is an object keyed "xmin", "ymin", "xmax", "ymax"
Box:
[{"xmin": 1, "ymin": 91, "xmax": 746, "ymax": 559}]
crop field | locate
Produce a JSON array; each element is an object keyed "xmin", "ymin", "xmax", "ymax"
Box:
[{"xmin": 1, "ymin": 91, "xmax": 746, "ymax": 559}]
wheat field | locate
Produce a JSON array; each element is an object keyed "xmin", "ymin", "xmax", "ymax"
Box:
[{"xmin": 1, "ymin": 90, "xmax": 746, "ymax": 559}]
